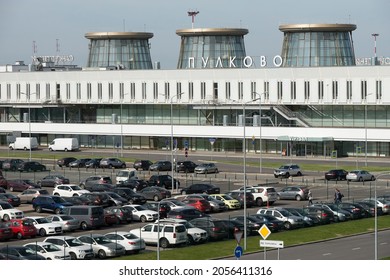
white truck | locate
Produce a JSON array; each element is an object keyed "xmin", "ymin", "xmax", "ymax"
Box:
[
  {"xmin": 9, "ymin": 137, "xmax": 38, "ymax": 150},
  {"xmin": 48, "ymin": 138, "xmax": 79, "ymax": 152},
  {"xmin": 115, "ymin": 168, "xmax": 138, "ymax": 184}
]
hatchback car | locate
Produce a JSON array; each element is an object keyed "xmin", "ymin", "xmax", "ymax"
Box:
[
  {"xmin": 181, "ymin": 197, "xmax": 211, "ymax": 212},
  {"xmin": 133, "ymin": 159, "xmax": 153, "ymax": 171},
  {"xmin": 77, "ymin": 234, "xmax": 126, "ymax": 259},
  {"xmin": 273, "ymin": 164, "xmax": 302, "ymax": 178},
  {"xmin": 38, "ymin": 175, "xmax": 70, "ymax": 187},
  {"xmin": 194, "ymin": 163, "xmax": 219, "ymax": 174},
  {"xmin": 175, "ymin": 161, "xmax": 197, "ymax": 173},
  {"xmin": 209, "ymin": 194, "xmax": 241, "ymax": 210},
  {"xmin": 0, "ymin": 222, "xmax": 13, "ymax": 241},
  {"xmin": 180, "ymin": 183, "xmax": 220, "ymax": 195},
  {"xmin": 138, "ymin": 186, "xmax": 171, "ymax": 201},
  {"xmin": 277, "ymin": 186, "xmax": 309, "ymax": 201},
  {"xmin": 186, "ymin": 194, "xmax": 228, "ymax": 212},
  {"xmin": 99, "ymin": 158, "xmax": 126, "ymax": 169},
  {"xmin": 346, "ymin": 170, "xmax": 375, "ymax": 182},
  {"xmin": 149, "ymin": 160, "xmax": 172, "ymax": 171},
  {"xmin": 7, "ymin": 179, "xmax": 39, "ymax": 192},
  {"xmin": 5, "ymin": 218, "xmax": 37, "ymax": 239},
  {"xmin": 104, "ymin": 206, "xmax": 133, "ymax": 224},
  {"xmin": 17, "ymin": 161, "xmax": 47, "ymax": 172},
  {"xmin": 225, "ymin": 190, "xmax": 256, "ymax": 208},
  {"xmin": 325, "ymin": 169, "xmax": 348, "ymax": 181}
]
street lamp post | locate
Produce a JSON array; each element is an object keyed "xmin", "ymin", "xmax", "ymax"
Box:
[
  {"xmin": 170, "ymin": 92, "xmax": 184, "ymax": 192},
  {"xmin": 365, "ymin": 93, "xmax": 373, "ymax": 166},
  {"xmin": 371, "ymin": 33, "xmax": 379, "ymax": 65},
  {"xmin": 120, "ymin": 93, "xmax": 130, "ymax": 157},
  {"xmin": 157, "ymin": 200, "xmax": 161, "ymax": 260},
  {"xmin": 252, "ymin": 92, "xmax": 267, "ymax": 173}
]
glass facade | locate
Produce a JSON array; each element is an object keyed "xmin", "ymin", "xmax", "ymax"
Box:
[
  {"xmin": 85, "ymin": 32, "xmax": 153, "ymax": 69},
  {"xmin": 279, "ymin": 24, "xmax": 356, "ymax": 67},
  {"xmin": 176, "ymin": 28, "xmax": 248, "ymax": 69}
]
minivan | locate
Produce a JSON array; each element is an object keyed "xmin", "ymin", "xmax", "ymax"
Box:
[{"xmin": 62, "ymin": 205, "xmax": 105, "ymax": 230}]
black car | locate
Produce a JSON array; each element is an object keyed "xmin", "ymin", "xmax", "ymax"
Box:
[
  {"xmin": 325, "ymin": 169, "xmax": 348, "ymax": 181},
  {"xmin": 62, "ymin": 196, "xmax": 91, "ymax": 205},
  {"xmin": 85, "ymin": 183, "xmax": 115, "ymax": 192},
  {"xmin": 110, "ymin": 188, "xmax": 147, "ymax": 204},
  {"xmin": 17, "ymin": 161, "xmax": 47, "ymax": 172},
  {"xmin": 149, "ymin": 160, "xmax": 172, "ymax": 171},
  {"xmin": 137, "ymin": 186, "xmax": 171, "ymax": 201},
  {"xmin": 336, "ymin": 202, "xmax": 367, "ymax": 219},
  {"xmin": 116, "ymin": 179, "xmax": 148, "ymax": 191},
  {"xmin": 104, "ymin": 191, "xmax": 129, "ymax": 206},
  {"xmin": 0, "ymin": 245, "xmax": 45, "ymax": 260},
  {"xmin": 56, "ymin": 157, "xmax": 77, "ymax": 168},
  {"xmin": 85, "ymin": 158, "xmax": 103, "ymax": 169},
  {"xmin": 147, "ymin": 174, "xmax": 180, "ymax": 189},
  {"xmin": 2, "ymin": 159, "xmax": 24, "ymax": 171},
  {"xmin": 0, "ymin": 193, "xmax": 21, "ymax": 207},
  {"xmin": 68, "ymin": 158, "xmax": 92, "ymax": 168},
  {"xmin": 180, "ymin": 183, "xmax": 220, "ymax": 195},
  {"xmin": 133, "ymin": 159, "xmax": 153, "ymax": 171},
  {"xmin": 167, "ymin": 206, "xmax": 209, "ymax": 221},
  {"xmin": 250, "ymin": 214, "xmax": 285, "ymax": 232},
  {"xmin": 38, "ymin": 175, "xmax": 69, "ymax": 187},
  {"xmin": 99, "ymin": 158, "xmax": 126, "ymax": 169},
  {"xmin": 175, "ymin": 161, "xmax": 197, "ymax": 173}
]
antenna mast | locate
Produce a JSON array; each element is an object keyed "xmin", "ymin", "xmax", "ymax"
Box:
[{"xmin": 187, "ymin": 10, "xmax": 199, "ymax": 29}]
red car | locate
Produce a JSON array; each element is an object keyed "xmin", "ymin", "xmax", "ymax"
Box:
[
  {"xmin": 0, "ymin": 222, "xmax": 13, "ymax": 241},
  {"xmin": 6, "ymin": 179, "xmax": 40, "ymax": 192},
  {"xmin": 181, "ymin": 197, "xmax": 211, "ymax": 213},
  {"xmin": 5, "ymin": 219, "xmax": 37, "ymax": 239}
]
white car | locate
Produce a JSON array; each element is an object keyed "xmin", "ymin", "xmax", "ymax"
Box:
[
  {"xmin": 0, "ymin": 201, "xmax": 24, "ymax": 221},
  {"xmin": 77, "ymin": 234, "xmax": 126, "ymax": 259},
  {"xmin": 52, "ymin": 184, "xmax": 90, "ymax": 197},
  {"xmin": 104, "ymin": 231, "xmax": 146, "ymax": 254},
  {"xmin": 158, "ymin": 218, "xmax": 208, "ymax": 244},
  {"xmin": 44, "ymin": 235, "xmax": 95, "ymax": 260},
  {"xmin": 24, "ymin": 216, "xmax": 63, "ymax": 236},
  {"xmin": 46, "ymin": 214, "xmax": 80, "ymax": 232},
  {"xmin": 24, "ymin": 241, "xmax": 71, "ymax": 260},
  {"xmin": 123, "ymin": 204, "xmax": 158, "ymax": 222}
]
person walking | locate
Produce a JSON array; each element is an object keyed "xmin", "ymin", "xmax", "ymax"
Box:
[
  {"xmin": 334, "ymin": 188, "xmax": 343, "ymax": 204},
  {"xmin": 308, "ymin": 190, "xmax": 313, "ymax": 205}
]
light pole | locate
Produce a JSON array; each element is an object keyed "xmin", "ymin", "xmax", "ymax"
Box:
[
  {"xmin": 365, "ymin": 93, "xmax": 373, "ymax": 166},
  {"xmin": 156, "ymin": 200, "xmax": 161, "ymax": 260},
  {"xmin": 170, "ymin": 92, "xmax": 184, "ymax": 192},
  {"xmin": 371, "ymin": 33, "xmax": 379, "ymax": 65},
  {"xmin": 252, "ymin": 92, "xmax": 267, "ymax": 173}
]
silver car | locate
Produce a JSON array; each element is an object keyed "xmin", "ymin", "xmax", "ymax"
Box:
[
  {"xmin": 273, "ymin": 164, "xmax": 302, "ymax": 178},
  {"xmin": 77, "ymin": 234, "xmax": 126, "ymax": 259},
  {"xmin": 46, "ymin": 214, "xmax": 80, "ymax": 232},
  {"xmin": 257, "ymin": 207, "xmax": 305, "ymax": 230},
  {"xmin": 194, "ymin": 163, "xmax": 219, "ymax": 174},
  {"xmin": 346, "ymin": 170, "xmax": 375, "ymax": 182}
]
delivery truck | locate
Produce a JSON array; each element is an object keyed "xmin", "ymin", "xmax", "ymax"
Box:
[
  {"xmin": 48, "ymin": 138, "xmax": 79, "ymax": 152},
  {"xmin": 9, "ymin": 137, "xmax": 39, "ymax": 150}
]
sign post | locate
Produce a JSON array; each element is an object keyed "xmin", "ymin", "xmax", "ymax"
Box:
[
  {"xmin": 209, "ymin": 138, "xmax": 216, "ymax": 160},
  {"xmin": 258, "ymin": 224, "xmax": 284, "ymax": 260},
  {"xmin": 233, "ymin": 229, "xmax": 243, "ymax": 260}
]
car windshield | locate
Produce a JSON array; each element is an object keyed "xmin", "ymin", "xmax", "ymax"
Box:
[
  {"xmin": 52, "ymin": 196, "xmax": 67, "ymax": 203},
  {"xmin": 39, "ymin": 190, "xmax": 49, "ymax": 195},
  {"xmin": 123, "ymin": 233, "xmax": 138, "ymax": 239},
  {"xmin": 35, "ymin": 218, "xmax": 50, "ymax": 224},
  {"xmin": 67, "ymin": 238, "xmax": 84, "ymax": 247},
  {"xmin": 220, "ymin": 194, "xmax": 234, "ymax": 200},
  {"xmin": 93, "ymin": 236, "xmax": 112, "ymax": 244},
  {"xmin": 279, "ymin": 209, "xmax": 292, "ymax": 216},
  {"xmin": 59, "ymin": 215, "xmax": 74, "ymax": 221},
  {"xmin": 42, "ymin": 244, "xmax": 61, "ymax": 252},
  {"xmin": 349, "ymin": 171, "xmax": 359, "ymax": 174},
  {"xmin": 18, "ymin": 247, "xmax": 36, "ymax": 256},
  {"xmin": 0, "ymin": 203, "xmax": 12, "ymax": 209},
  {"xmin": 279, "ymin": 165, "xmax": 290, "ymax": 169},
  {"xmin": 117, "ymin": 171, "xmax": 129, "ymax": 176}
]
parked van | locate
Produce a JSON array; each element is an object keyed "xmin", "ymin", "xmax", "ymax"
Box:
[
  {"xmin": 9, "ymin": 137, "xmax": 38, "ymax": 150},
  {"xmin": 62, "ymin": 205, "xmax": 104, "ymax": 230},
  {"xmin": 115, "ymin": 168, "xmax": 138, "ymax": 184},
  {"xmin": 48, "ymin": 138, "xmax": 79, "ymax": 152}
]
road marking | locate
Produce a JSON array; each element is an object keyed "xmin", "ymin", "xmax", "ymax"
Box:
[
  {"xmin": 322, "ymin": 253, "xmax": 331, "ymax": 256},
  {"xmin": 352, "ymin": 247, "xmax": 361, "ymax": 250}
]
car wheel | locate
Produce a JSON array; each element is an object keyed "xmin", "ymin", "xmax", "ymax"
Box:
[
  {"xmin": 54, "ymin": 208, "xmax": 61, "ymax": 214},
  {"xmin": 80, "ymin": 222, "xmax": 88, "ymax": 230},
  {"xmin": 39, "ymin": 228, "xmax": 47, "ymax": 236},
  {"xmin": 73, "ymin": 194, "xmax": 79, "ymax": 197},
  {"xmin": 80, "ymin": 184, "xmax": 85, "ymax": 189},
  {"xmin": 98, "ymin": 249, "xmax": 107, "ymax": 259},
  {"xmin": 187, "ymin": 235, "xmax": 195, "ymax": 245},
  {"xmin": 284, "ymin": 172, "xmax": 290, "ymax": 178},
  {"xmin": 159, "ymin": 238, "xmax": 169, "ymax": 248},
  {"xmin": 295, "ymin": 195, "xmax": 302, "ymax": 201},
  {"xmin": 121, "ymin": 164, "xmax": 126, "ymax": 168},
  {"xmin": 16, "ymin": 232, "xmax": 23, "ymax": 239},
  {"xmin": 371, "ymin": 176, "xmax": 375, "ymax": 181},
  {"xmin": 9, "ymin": 187, "xmax": 14, "ymax": 192},
  {"xmin": 140, "ymin": 215, "xmax": 147, "ymax": 223},
  {"xmin": 109, "ymin": 164, "xmax": 113, "ymax": 169},
  {"xmin": 153, "ymin": 195, "xmax": 159, "ymax": 201},
  {"xmin": 53, "ymin": 193, "xmax": 60, "ymax": 196},
  {"xmin": 49, "ymin": 148, "xmax": 53, "ymax": 151},
  {"xmin": 297, "ymin": 171, "xmax": 302, "ymax": 176},
  {"xmin": 359, "ymin": 177, "xmax": 363, "ymax": 182},
  {"xmin": 181, "ymin": 190, "xmax": 186, "ymax": 195},
  {"xmin": 284, "ymin": 222, "xmax": 292, "ymax": 230},
  {"xmin": 64, "ymin": 148, "xmax": 68, "ymax": 152},
  {"xmin": 256, "ymin": 198, "xmax": 263, "ymax": 206},
  {"xmin": 215, "ymin": 169, "xmax": 219, "ymax": 173},
  {"xmin": 69, "ymin": 252, "xmax": 77, "ymax": 260},
  {"xmin": 276, "ymin": 195, "xmax": 281, "ymax": 200},
  {"xmin": 3, "ymin": 214, "xmax": 10, "ymax": 221},
  {"xmin": 35, "ymin": 206, "xmax": 42, "ymax": 213}
]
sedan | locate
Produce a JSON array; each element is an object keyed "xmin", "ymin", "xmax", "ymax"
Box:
[
  {"xmin": 194, "ymin": 163, "xmax": 219, "ymax": 174},
  {"xmin": 277, "ymin": 186, "xmax": 309, "ymax": 201},
  {"xmin": 77, "ymin": 234, "xmax": 126, "ymax": 259},
  {"xmin": 7, "ymin": 179, "xmax": 41, "ymax": 192},
  {"xmin": 123, "ymin": 204, "xmax": 158, "ymax": 222},
  {"xmin": 346, "ymin": 170, "xmax": 375, "ymax": 182},
  {"xmin": 325, "ymin": 169, "xmax": 348, "ymax": 181},
  {"xmin": 46, "ymin": 214, "xmax": 80, "ymax": 232},
  {"xmin": 138, "ymin": 186, "xmax": 171, "ymax": 201},
  {"xmin": 105, "ymin": 231, "xmax": 146, "ymax": 254}
]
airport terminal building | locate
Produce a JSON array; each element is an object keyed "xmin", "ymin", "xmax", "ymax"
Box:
[{"xmin": 0, "ymin": 23, "xmax": 390, "ymax": 158}]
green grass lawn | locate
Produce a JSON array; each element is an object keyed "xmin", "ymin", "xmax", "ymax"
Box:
[{"xmin": 114, "ymin": 216, "xmax": 390, "ymax": 260}]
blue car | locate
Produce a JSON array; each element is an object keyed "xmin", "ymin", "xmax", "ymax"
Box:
[{"xmin": 32, "ymin": 195, "xmax": 73, "ymax": 214}]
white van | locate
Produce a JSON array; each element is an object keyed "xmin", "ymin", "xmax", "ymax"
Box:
[
  {"xmin": 9, "ymin": 137, "xmax": 38, "ymax": 150},
  {"xmin": 115, "ymin": 168, "xmax": 138, "ymax": 184},
  {"xmin": 48, "ymin": 138, "xmax": 79, "ymax": 152}
]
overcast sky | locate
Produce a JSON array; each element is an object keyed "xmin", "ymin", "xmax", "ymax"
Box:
[{"xmin": 0, "ymin": 0, "xmax": 388, "ymax": 69}]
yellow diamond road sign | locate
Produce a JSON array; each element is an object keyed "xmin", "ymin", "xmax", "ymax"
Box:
[{"xmin": 258, "ymin": 224, "xmax": 271, "ymax": 239}]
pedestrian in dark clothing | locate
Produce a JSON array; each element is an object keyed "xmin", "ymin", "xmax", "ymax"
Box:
[{"xmin": 334, "ymin": 188, "xmax": 343, "ymax": 204}]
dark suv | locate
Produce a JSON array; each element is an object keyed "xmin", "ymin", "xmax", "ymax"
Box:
[
  {"xmin": 147, "ymin": 174, "xmax": 180, "ymax": 189},
  {"xmin": 175, "ymin": 161, "xmax": 197, "ymax": 173},
  {"xmin": 133, "ymin": 160, "xmax": 153, "ymax": 171},
  {"xmin": 99, "ymin": 158, "xmax": 126, "ymax": 169},
  {"xmin": 2, "ymin": 159, "xmax": 24, "ymax": 171},
  {"xmin": 149, "ymin": 160, "xmax": 172, "ymax": 171}
]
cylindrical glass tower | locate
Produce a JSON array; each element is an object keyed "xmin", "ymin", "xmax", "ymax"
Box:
[
  {"xmin": 279, "ymin": 24, "xmax": 356, "ymax": 67},
  {"xmin": 176, "ymin": 28, "xmax": 249, "ymax": 69},
  {"xmin": 85, "ymin": 32, "xmax": 154, "ymax": 69}
]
